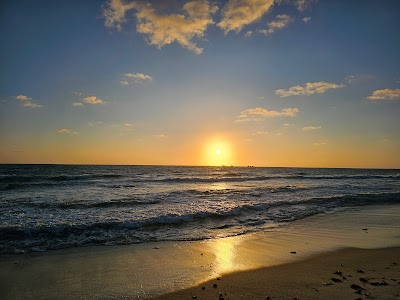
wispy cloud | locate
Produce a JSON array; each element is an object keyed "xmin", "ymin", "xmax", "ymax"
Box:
[
  {"xmin": 244, "ymin": 30, "xmax": 253, "ymax": 37},
  {"xmin": 102, "ymin": 0, "xmax": 136, "ymax": 31},
  {"xmin": 302, "ymin": 125, "xmax": 321, "ymax": 131},
  {"xmin": 83, "ymin": 96, "xmax": 105, "ymax": 105},
  {"xmin": 121, "ymin": 72, "xmax": 153, "ymax": 85},
  {"xmin": 313, "ymin": 142, "xmax": 327, "ymax": 146},
  {"xmin": 259, "ymin": 14, "xmax": 293, "ymax": 35},
  {"xmin": 15, "ymin": 95, "xmax": 43, "ymax": 108},
  {"xmin": 253, "ymin": 131, "xmax": 269, "ymax": 135},
  {"xmin": 57, "ymin": 128, "xmax": 78, "ymax": 135},
  {"xmin": 293, "ymin": 0, "xmax": 317, "ymax": 11},
  {"xmin": 72, "ymin": 102, "xmax": 85, "ymax": 107},
  {"xmin": 236, "ymin": 107, "xmax": 299, "ymax": 122},
  {"xmin": 134, "ymin": 0, "xmax": 218, "ymax": 54},
  {"xmin": 218, "ymin": 0, "xmax": 274, "ymax": 34},
  {"xmin": 344, "ymin": 74, "xmax": 374, "ymax": 84},
  {"xmin": 124, "ymin": 123, "xmax": 134, "ymax": 130},
  {"xmin": 302, "ymin": 16, "xmax": 311, "ymax": 23},
  {"xmin": 88, "ymin": 121, "xmax": 104, "ymax": 127},
  {"xmin": 153, "ymin": 134, "xmax": 168, "ymax": 139},
  {"xmin": 275, "ymin": 81, "xmax": 345, "ymax": 97},
  {"xmin": 367, "ymin": 89, "xmax": 400, "ymax": 100}
]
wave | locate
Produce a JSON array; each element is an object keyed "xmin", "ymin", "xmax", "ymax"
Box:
[
  {"xmin": 1, "ymin": 192, "xmax": 399, "ymax": 254},
  {"xmin": 7, "ymin": 198, "xmax": 160, "ymax": 209},
  {"xmin": 0, "ymin": 173, "xmax": 124, "ymax": 183},
  {"xmin": 153, "ymin": 174, "xmax": 400, "ymax": 184}
]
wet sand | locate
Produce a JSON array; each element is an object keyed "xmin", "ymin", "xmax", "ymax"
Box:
[
  {"xmin": 1, "ymin": 205, "xmax": 400, "ymax": 299},
  {"xmin": 152, "ymin": 247, "xmax": 400, "ymax": 300}
]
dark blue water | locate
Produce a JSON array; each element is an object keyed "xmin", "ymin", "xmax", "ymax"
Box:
[{"xmin": 1, "ymin": 164, "xmax": 399, "ymax": 254}]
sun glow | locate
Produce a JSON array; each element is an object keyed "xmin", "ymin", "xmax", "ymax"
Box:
[{"xmin": 202, "ymin": 139, "xmax": 234, "ymax": 166}]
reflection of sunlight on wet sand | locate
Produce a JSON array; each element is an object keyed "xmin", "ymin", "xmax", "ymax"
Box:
[{"xmin": 211, "ymin": 237, "xmax": 243, "ymax": 275}]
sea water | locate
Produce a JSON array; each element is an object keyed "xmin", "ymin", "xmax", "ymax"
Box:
[{"xmin": 0, "ymin": 164, "xmax": 399, "ymax": 254}]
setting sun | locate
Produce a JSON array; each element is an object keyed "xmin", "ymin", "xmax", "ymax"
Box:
[{"xmin": 201, "ymin": 139, "xmax": 235, "ymax": 166}]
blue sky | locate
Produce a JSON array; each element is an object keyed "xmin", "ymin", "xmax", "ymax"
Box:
[{"xmin": 1, "ymin": 0, "xmax": 400, "ymax": 167}]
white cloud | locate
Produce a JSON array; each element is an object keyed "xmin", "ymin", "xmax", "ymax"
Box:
[
  {"xmin": 218, "ymin": 0, "xmax": 274, "ymax": 34},
  {"xmin": 125, "ymin": 73, "xmax": 152, "ymax": 81},
  {"xmin": 367, "ymin": 89, "xmax": 400, "ymax": 100},
  {"xmin": 236, "ymin": 107, "xmax": 299, "ymax": 122},
  {"xmin": 302, "ymin": 125, "xmax": 321, "ymax": 131},
  {"xmin": 103, "ymin": 0, "xmax": 136, "ymax": 31},
  {"xmin": 124, "ymin": 123, "xmax": 134, "ymax": 130},
  {"xmin": 302, "ymin": 16, "xmax": 311, "ymax": 23},
  {"xmin": 57, "ymin": 128, "xmax": 78, "ymax": 135},
  {"xmin": 88, "ymin": 121, "xmax": 103, "ymax": 127},
  {"xmin": 14, "ymin": 95, "xmax": 43, "ymax": 108},
  {"xmin": 120, "ymin": 80, "xmax": 129, "ymax": 86},
  {"xmin": 293, "ymin": 0, "xmax": 317, "ymax": 11},
  {"xmin": 245, "ymin": 30, "xmax": 253, "ymax": 37},
  {"xmin": 121, "ymin": 72, "xmax": 153, "ymax": 85},
  {"xmin": 259, "ymin": 14, "xmax": 293, "ymax": 35},
  {"xmin": 83, "ymin": 96, "xmax": 105, "ymax": 105},
  {"xmin": 134, "ymin": 0, "xmax": 218, "ymax": 54},
  {"xmin": 72, "ymin": 102, "xmax": 84, "ymax": 107},
  {"xmin": 275, "ymin": 81, "xmax": 345, "ymax": 97}
]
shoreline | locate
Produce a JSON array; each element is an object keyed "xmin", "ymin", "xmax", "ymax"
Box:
[
  {"xmin": 152, "ymin": 246, "xmax": 400, "ymax": 300},
  {"xmin": 1, "ymin": 204, "xmax": 400, "ymax": 299}
]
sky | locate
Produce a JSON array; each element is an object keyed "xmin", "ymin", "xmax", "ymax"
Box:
[{"xmin": 1, "ymin": 0, "xmax": 400, "ymax": 168}]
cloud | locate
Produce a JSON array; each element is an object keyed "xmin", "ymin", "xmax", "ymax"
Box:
[
  {"xmin": 125, "ymin": 73, "xmax": 152, "ymax": 81},
  {"xmin": 121, "ymin": 72, "xmax": 153, "ymax": 85},
  {"xmin": 134, "ymin": 0, "xmax": 218, "ymax": 54},
  {"xmin": 153, "ymin": 134, "xmax": 168, "ymax": 139},
  {"xmin": 293, "ymin": 0, "xmax": 317, "ymax": 11},
  {"xmin": 15, "ymin": 95, "xmax": 31, "ymax": 101},
  {"xmin": 236, "ymin": 107, "xmax": 299, "ymax": 122},
  {"xmin": 218, "ymin": 0, "xmax": 274, "ymax": 34},
  {"xmin": 253, "ymin": 131, "xmax": 269, "ymax": 135},
  {"xmin": 367, "ymin": 89, "xmax": 400, "ymax": 100},
  {"xmin": 302, "ymin": 125, "xmax": 321, "ymax": 131},
  {"xmin": 83, "ymin": 96, "xmax": 105, "ymax": 104},
  {"xmin": 302, "ymin": 16, "xmax": 311, "ymax": 23},
  {"xmin": 88, "ymin": 121, "xmax": 103, "ymax": 127},
  {"xmin": 102, "ymin": 0, "xmax": 136, "ymax": 31},
  {"xmin": 275, "ymin": 81, "xmax": 345, "ymax": 97},
  {"xmin": 57, "ymin": 128, "xmax": 78, "ymax": 135},
  {"xmin": 344, "ymin": 74, "xmax": 374, "ymax": 84},
  {"xmin": 259, "ymin": 14, "xmax": 293, "ymax": 35},
  {"xmin": 244, "ymin": 30, "xmax": 253, "ymax": 37},
  {"xmin": 124, "ymin": 123, "xmax": 134, "ymax": 130},
  {"xmin": 14, "ymin": 95, "xmax": 43, "ymax": 108},
  {"xmin": 72, "ymin": 102, "xmax": 84, "ymax": 107}
]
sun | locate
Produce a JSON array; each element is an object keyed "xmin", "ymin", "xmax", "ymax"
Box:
[{"xmin": 201, "ymin": 139, "xmax": 234, "ymax": 166}]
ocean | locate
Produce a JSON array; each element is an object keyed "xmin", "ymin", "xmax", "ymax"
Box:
[{"xmin": 1, "ymin": 164, "xmax": 399, "ymax": 254}]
